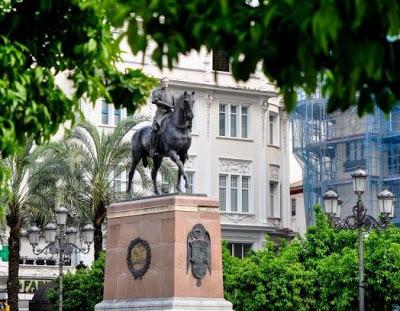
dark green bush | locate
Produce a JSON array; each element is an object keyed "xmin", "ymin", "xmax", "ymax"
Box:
[
  {"xmin": 48, "ymin": 253, "xmax": 105, "ymax": 311},
  {"xmin": 223, "ymin": 206, "xmax": 400, "ymax": 311}
]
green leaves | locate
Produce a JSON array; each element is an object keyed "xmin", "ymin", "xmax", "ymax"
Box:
[
  {"xmin": 108, "ymin": 0, "xmax": 400, "ymax": 115},
  {"xmin": 223, "ymin": 238, "xmax": 316, "ymax": 311},
  {"xmin": 0, "ymin": 1, "xmax": 157, "ymax": 158},
  {"xmin": 223, "ymin": 206, "xmax": 400, "ymax": 310},
  {"xmin": 311, "ymin": 0, "xmax": 341, "ymax": 54},
  {"xmin": 48, "ymin": 253, "xmax": 106, "ymax": 311}
]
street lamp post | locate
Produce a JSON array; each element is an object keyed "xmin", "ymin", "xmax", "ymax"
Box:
[
  {"xmin": 27, "ymin": 207, "xmax": 94, "ymax": 311},
  {"xmin": 322, "ymin": 168, "xmax": 395, "ymax": 311}
]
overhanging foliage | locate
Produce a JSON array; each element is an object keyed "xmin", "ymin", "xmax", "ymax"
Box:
[
  {"xmin": 0, "ymin": 0, "xmax": 157, "ymax": 158},
  {"xmin": 109, "ymin": 0, "xmax": 400, "ymax": 115}
]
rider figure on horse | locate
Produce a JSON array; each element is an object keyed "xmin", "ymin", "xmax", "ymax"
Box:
[{"xmin": 150, "ymin": 77, "xmax": 175, "ymax": 157}]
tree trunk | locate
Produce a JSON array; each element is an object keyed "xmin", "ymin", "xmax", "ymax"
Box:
[
  {"xmin": 93, "ymin": 202, "xmax": 106, "ymax": 261},
  {"xmin": 93, "ymin": 222, "xmax": 102, "ymax": 261},
  {"xmin": 7, "ymin": 208, "xmax": 21, "ymax": 311}
]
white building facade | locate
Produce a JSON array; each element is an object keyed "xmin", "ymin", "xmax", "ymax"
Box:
[
  {"xmin": 83, "ymin": 42, "xmax": 296, "ymax": 252},
  {"xmin": 289, "ymin": 181, "xmax": 306, "ymax": 234}
]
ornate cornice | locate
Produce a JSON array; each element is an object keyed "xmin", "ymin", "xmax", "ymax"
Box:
[
  {"xmin": 269, "ymin": 165, "xmax": 280, "ymax": 181},
  {"xmin": 222, "ymin": 213, "xmax": 255, "ymax": 224},
  {"xmin": 219, "ymin": 158, "xmax": 251, "ymax": 175}
]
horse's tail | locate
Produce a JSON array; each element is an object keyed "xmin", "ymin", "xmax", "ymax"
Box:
[{"xmin": 142, "ymin": 156, "xmax": 148, "ymax": 168}]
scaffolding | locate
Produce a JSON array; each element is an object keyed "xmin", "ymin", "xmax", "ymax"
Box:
[{"xmin": 292, "ymin": 94, "xmax": 400, "ymax": 226}]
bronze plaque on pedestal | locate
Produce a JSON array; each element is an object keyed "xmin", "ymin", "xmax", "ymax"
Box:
[{"xmin": 127, "ymin": 237, "xmax": 151, "ymax": 279}]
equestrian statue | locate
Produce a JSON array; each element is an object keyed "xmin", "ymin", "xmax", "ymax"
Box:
[{"xmin": 126, "ymin": 77, "xmax": 195, "ymax": 195}]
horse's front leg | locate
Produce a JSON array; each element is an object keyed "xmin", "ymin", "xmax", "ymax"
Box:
[
  {"xmin": 176, "ymin": 154, "xmax": 189, "ymax": 192},
  {"xmin": 169, "ymin": 151, "xmax": 187, "ymax": 193},
  {"xmin": 180, "ymin": 154, "xmax": 190, "ymax": 191},
  {"xmin": 151, "ymin": 156, "xmax": 162, "ymax": 195}
]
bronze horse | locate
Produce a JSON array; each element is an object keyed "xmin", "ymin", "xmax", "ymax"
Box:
[{"xmin": 127, "ymin": 91, "xmax": 195, "ymax": 195}]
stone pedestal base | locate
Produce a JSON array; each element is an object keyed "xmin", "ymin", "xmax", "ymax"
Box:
[
  {"xmin": 95, "ymin": 297, "xmax": 232, "ymax": 311},
  {"xmin": 95, "ymin": 194, "xmax": 232, "ymax": 311}
]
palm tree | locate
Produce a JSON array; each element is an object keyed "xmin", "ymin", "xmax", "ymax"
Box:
[
  {"xmin": 3, "ymin": 140, "xmax": 60, "ymax": 311},
  {"xmin": 2, "ymin": 117, "xmax": 176, "ymax": 310},
  {"xmin": 48, "ymin": 117, "xmax": 176, "ymax": 260}
]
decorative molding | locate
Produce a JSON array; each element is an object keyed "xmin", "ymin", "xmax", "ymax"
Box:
[
  {"xmin": 267, "ymin": 96, "xmax": 281, "ymax": 108},
  {"xmin": 269, "ymin": 165, "xmax": 280, "ymax": 181},
  {"xmin": 219, "ymin": 159, "xmax": 251, "ymax": 175},
  {"xmin": 223, "ymin": 213, "xmax": 255, "ymax": 224},
  {"xmin": 280, "ymin": 110, "xmax": 289, "ymax": 152},
  {"xmin": 267, "ymin": 217, "xmax": 281, "ymax": 227},
  {"xmin": 261, "ymin": 99, "xmax": 269, "ymax": 145}
]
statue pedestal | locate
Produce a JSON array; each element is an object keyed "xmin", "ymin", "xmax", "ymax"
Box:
[{"xmin": 95, "ymin": 194, "xmax": 233, "ymax": 311}]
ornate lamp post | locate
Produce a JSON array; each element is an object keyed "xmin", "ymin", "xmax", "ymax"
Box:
[
  {"xmin": 322, "ymin": 168, "xmax": 395, "ymax": 311},
  {"xmin": 27, "ymin": 207, "xmax": 94, "ymax": 311}
]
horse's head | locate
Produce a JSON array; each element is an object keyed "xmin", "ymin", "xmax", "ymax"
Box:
[{"xmin": 175, "ymin": 91, "xmax": 195, "ymax": 129}]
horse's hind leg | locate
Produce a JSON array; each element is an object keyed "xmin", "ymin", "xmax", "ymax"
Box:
[
  {"xmin": 127, "ymin": 152, "xmax": 141, "ymax": 196},
  {"xmin": 176, "ymin": 169, "xmax": 182, "ymax": 193},
  {"xmin": 151, "ymin": 156, "xmax": 162, "ymax": 195}
]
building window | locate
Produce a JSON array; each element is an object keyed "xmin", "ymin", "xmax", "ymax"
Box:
[
  {"xmin": 227, "ymin": 243, "xmax": 252, "ymax": 259},
  {"xmin": 187, "ymin": 172, "xmax": 194, "ymax": 194},
  {"xmin": 344, "ymin": 140, "xmax": 365, "ymax": 171},
  {"xmin": 291, "ymin": 198, "xmax": 296, "ymax": 216},
  {"xmin": 230, "ymin": 175, "xmax": 238, "ymax": 211},
  {"xmin": 388, "ymin": 145, "xmax": 400, "ymax": 175},
  {"xmin": 101, "ymin": 100, "xmax": 110, "ymax": 125},
  {"xmin": 113, "ymin": 170, "xmax": 124, "ymax": 194},
  {"xmin": 230, "ymin": 106, "xmax": 238, "ymax": 137},
  {"xmin": 219, "ymin": 104, "xmax": 249, "ymax": 138},
  {"xmin": 219, "ymin": 175, "xmax": 227, "ymax": 211},
  {"xmin": 269, "ymin": 115, "xmax": 274, "ymax": 144},
  {"xmin": 269, "ymin": 182, "xmax": 277, "ymax": 217},
  {"xmin": 346, "ymin": 141, "xmax": 364, "ymax": 161},
  {"xmin": 114, "ymin": 176, "xmax": 121, "ymax": 192},
  {"xmin": 161, "ymin": 174, "xmax": 171, "ymax": 194},
  {"xmin": 242, "ymin": 176, "xmax": 249, "ymax": 213},
  {"xmin": 219, "ymin": 104, "xmax": 226, "ymax": 136},
  {"xmin": 327, "ymin": 120, "xmax": 336, "ymax": 138},
  {"xmin": 241, "ymin": 107, "xmax": 248, "ymax": 138},
  {"xmin": 269, "ymin": 113, "xmax": 279, "ymax": 145},
  {"xmin": 219, "ymin": 174, "xmax": 251, "ymax": 213},
  {"xmin": 114, "ymin": 107, "xmax": 121, "ymax": 125},
  {"xmin": 212, "ymin": 49, "xmax": 230, "ymax": 72}
]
